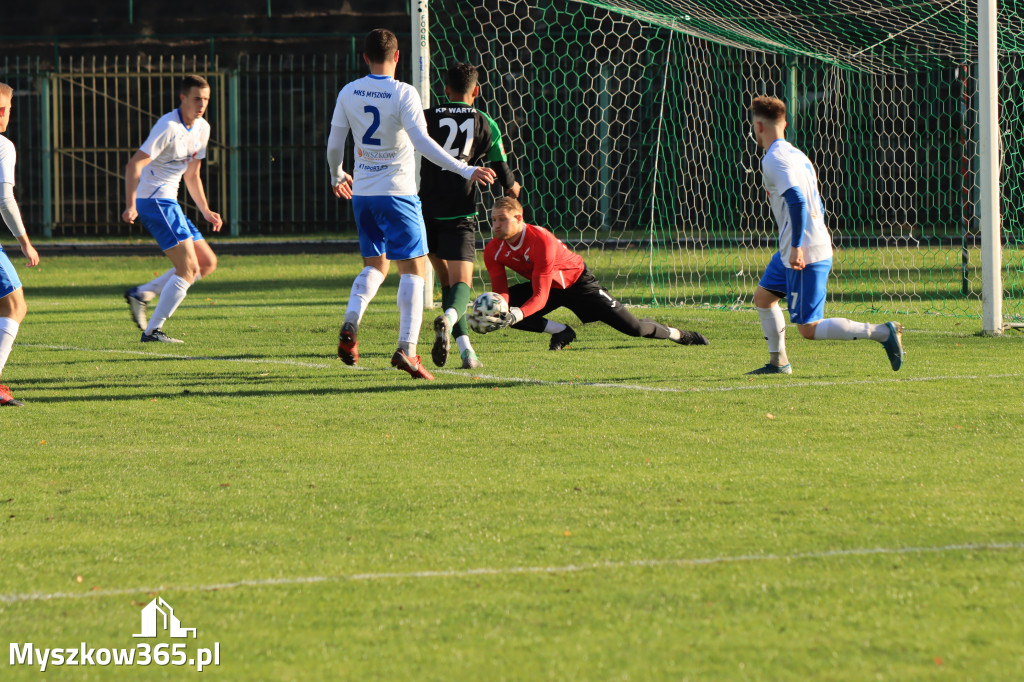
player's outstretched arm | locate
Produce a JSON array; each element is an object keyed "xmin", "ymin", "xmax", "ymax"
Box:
[
  {"xmin": 483, "ymin": 113, "xmax": 517, "ymax": 194},
  {"xmin": 781, "ymin": 186, "xmax": 809, "ymax": 270},
  {"xmin": 489, "ymin": 160, "xmax": 518, "ymax": 197},
  {"xmin": 482, "ymin": 245, "xmax": 510, "ymax": 299},
  {"xmin": 332, "ymin": 172, "xmax": 353, "ymax": 200},
  {"xmin": 399, "ymin": 85, "xmax": 495, "ymax": 185},
  {"xmin": 407, "ymin": 123, "xmax": 495, "ymax": 184},
  {"xmin": 16, "ymin": 235, "xmax": 38, "ymax": 267},
  {"xmin": 512, "ymin": 237, "xmax": 558, "ymax": 320},
  {"xmin": 184, "ymin": 159, "xmax": 222, "ymax": 231},
  {"xmin": 122, "ymin": 150, "xmax": 151, "ymax": 224},
  {"xmin": 0, "ymin": 183, "xmax": 37, "ymax": 266},
  {"xmin": 470, "ymin": 245, "xmax": 523, "ymax": 333},
  {"xmin": 469, "ymin": 166, "xmax": 497, "ymax": 186},
  {"xmin": 326, "ymin": 124, "xmax": 353, "ymax": 200}
]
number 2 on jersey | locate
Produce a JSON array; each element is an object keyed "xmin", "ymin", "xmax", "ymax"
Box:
[{"xmin": 362, "ymin": 105, "xmax": 382, "ymax": 146}]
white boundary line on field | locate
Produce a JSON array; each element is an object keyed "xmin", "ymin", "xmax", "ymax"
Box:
[
  {"xmin": 2, "ymin": 542, "xmax": 1020, "ymax": 605},
  {"xmin": 16, "ymin": 343, "xmax": 1024, "ymax": 394},
  {"xmin": 432, "ymin": 369, "xmax": 1024, "ymax": 394}
]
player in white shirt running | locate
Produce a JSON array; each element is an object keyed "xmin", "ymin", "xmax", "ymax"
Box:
[
  {"xmin": 0, "ymin": 82, "xmax": 41, "ymax": 406},
  {"xmin": 121, "ymin": 74, "xmax": 222, "ymax": 343},
  {"xmin": 327, "ymin": 29, "xmax": 495, "ymax": 379},
  {"xmin": 747, "ymin": 95, "xmax": 905, "ymax": 375}
]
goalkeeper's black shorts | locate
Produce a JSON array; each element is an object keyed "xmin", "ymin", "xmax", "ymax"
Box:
[
  {"xmin": 425, "ymin": 216, "xmax": 478, "ymax": 262},
  {"xmin": 507, "ymin": 267, "xmax": 630, "ymax": 327}
]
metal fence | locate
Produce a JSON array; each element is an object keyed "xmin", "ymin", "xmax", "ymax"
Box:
[{"xmin": 1, "ymin": 51, "xmax": 381, "ymax": 237}]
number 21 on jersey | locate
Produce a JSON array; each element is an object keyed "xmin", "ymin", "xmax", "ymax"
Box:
[{"xmin": 439, "ymin": 117, "xmax": 474, "ymax": 158}]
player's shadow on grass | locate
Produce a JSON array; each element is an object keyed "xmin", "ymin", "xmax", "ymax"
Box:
[
  {"xmin": 25, "ymin": 302, "xmax": 340, "ymax": 320},
  {"xmin": 22, "ymin": 380, "xmax": 519, "ymax": 403},
  {"xmin": 26, "ymin": 277, "xmax": 358, "ymax": 301},
  {"xmin": 11, "ymin": 370, "xmax": 284, "ymax": 390},
  {"xmin": 21, "ymin": 353, "xmax": 318, "ymax": 364},
  {"xmin": 288, "ymin": 351, "xmax": 401, "ymax": 362},
  {"xmin": 602, "ymin": 343, "xmax": 711, "ymax": 353}
]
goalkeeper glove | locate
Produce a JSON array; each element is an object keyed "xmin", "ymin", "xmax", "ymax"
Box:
[
  {"xmin": 470, "ymin": 306, "xmax": 523, "ymax": 333},
  {"xmin": 493, "ymin": 306, "xmax": 523, "ymax": 330}
]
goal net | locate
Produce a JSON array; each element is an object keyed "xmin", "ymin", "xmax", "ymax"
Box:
[{"xmin": 423, "ymin": 0, "xmax": 1023, "ymax": 322}]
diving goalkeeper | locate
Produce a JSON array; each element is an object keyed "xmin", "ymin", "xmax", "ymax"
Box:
[{"xmin": 471, "ymin": 197, "xmax": 709, "ymax": 349}]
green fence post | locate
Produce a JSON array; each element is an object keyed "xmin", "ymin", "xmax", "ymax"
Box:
[
  {"xmin": 40, "ymin": 72, "xmax": 53, "ymax": 238},
  {"xmin": 228, "ymin": 69, "xmax": 240, "ymax": 236}
]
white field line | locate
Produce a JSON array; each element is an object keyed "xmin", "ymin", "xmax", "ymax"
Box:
[
  {"xmin": 433, "ymin": 369, "xmax": 1024, "ymax": 394},
  {"xmin": 17, "ymin": 343, "xmax": 1024, "ymax": 394},
  {"xmin": 2, "ymin": 542, "xmax": 1020, "ymax": 605}
]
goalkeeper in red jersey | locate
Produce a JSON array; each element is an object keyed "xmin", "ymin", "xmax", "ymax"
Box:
[{"xmin": 472, "ymin": 197, "xmax": 709, "ymax": 349}]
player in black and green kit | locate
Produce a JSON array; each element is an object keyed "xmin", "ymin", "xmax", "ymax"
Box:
[{"xmin": 420, "ymin": 63, "xmax": 520, "ymax": 369}]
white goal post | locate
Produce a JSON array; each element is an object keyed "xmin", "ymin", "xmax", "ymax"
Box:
[
  {"xmin": 979, "ymin": 0, "xmax": 1003, "ymax": 334},
  {"xmin": 412, "ymin": 0, "xmax": 434, "ymax": 307}
]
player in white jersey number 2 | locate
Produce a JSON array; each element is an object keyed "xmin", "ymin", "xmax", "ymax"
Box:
[
  {"xmin": 122, "ymin": 75, "xmax": 222, "ymax": 344},
  {"xmin": 327, "ymin": 29, "xmax": 495, "ymax": 380},
  {"xmin": 0, "ymin": 82, "xmax": 41, "ymax": 406},
  {"xmin": 747, "ymin": 96, "xmax": 905, "ymax": 375}
]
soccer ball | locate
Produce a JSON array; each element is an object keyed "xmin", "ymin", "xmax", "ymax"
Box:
[
  {"xmin": 472, "ymin": 291, "xmax": 509, "ymax": 317},
  {"xmin": 468, "ymin": 292, "xmax": 509, "ymax": 333}
]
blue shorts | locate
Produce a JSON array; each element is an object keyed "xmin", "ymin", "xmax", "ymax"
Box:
[
  {"xmin": 0, "ymin": 247, "xmax": 23, "ymax": 299},
  {"xmin": 758, "ymin": 251, "xmax": 832, "ymax": 325},
  {"xmin": 136, "ymin": 198, "xmax": 205, "ymax": 252},
  {"xmin": 351, "ymin": 195, "xmax": 428, "ymax": 261}
]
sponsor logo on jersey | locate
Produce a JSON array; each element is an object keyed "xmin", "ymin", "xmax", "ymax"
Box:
[
  {"xmin": 358, "ymin": 163, "xmax": 389, "ymax": 173},
  {"xmin": 357, "ymin": 149, "xmax": 399, "ymax": 162}
]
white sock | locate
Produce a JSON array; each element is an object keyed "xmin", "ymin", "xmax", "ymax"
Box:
[
  {"xmin": 668, "ymin": 327, "xmax": 682, "ymax": 342},
  {"xmin": 0, "ymin": 317, "xmax": 21, "ymax": 377},
  {"xmin": 145, "ymin": 275, "xmax": 191, "ymax": 334},
  {"xmin": 192, "ymin": 271, "xmax": 203, "ymax": 284},
  {"xmin": 444, "ymin": 307, "xmax": 459, "ymax": 326},
  {"xmin": 456, "ymin": 335, "xmax": 473, "ymax": 354},
  {"xmin": 756, "ymin": 306, "xmax": 788, "ymax": 365},
  {"xmin": 397, "ymin": 274, "xmax": 424, "ymax": 357},
  {"xmin": 544, "ymin": 320, "xmax": 567, "ymax": 334},
  {"xmin": 813, "ymin": 318, "xmax": 890, "ymax": 342},
  {"xmin": 138, "ymin": 268, "xmax": 176, "ymax": 297},
  {"xmin": 344, "ymin": 266, "xmax": 386, "ymax": 327}
]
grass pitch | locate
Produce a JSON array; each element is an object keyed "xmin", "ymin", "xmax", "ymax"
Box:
[{"xmin": 2, "ymin": 253, "xmax": 1023, "ymax": 680}]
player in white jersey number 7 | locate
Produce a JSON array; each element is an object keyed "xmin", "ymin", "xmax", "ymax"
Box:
[
  {"xmin": 747, "ymin": 95, "xmax": 905, "ymax": 376},
  {"xmin": 327, "ymin": 29, "xmax": 495, "ymax": 380}
]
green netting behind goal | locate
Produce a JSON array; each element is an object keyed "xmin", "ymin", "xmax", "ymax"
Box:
[{"xmin": 425, "ymin": 0, "xmax": 1022, "ymax": 320}]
